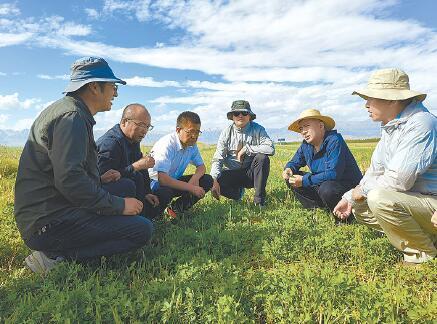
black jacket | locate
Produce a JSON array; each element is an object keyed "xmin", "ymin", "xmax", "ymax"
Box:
[
  {"xmin": 96, "ymin": 124, "xmax": 152, "ymax": 194},
  {"xmin": 14, "ymin": 95, "xmax": 125, "ymax": 240}
]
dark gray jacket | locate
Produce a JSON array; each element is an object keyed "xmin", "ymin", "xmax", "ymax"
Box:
[{"xmin": 14, "ymin": 95, "xmax": 125, "ymax": 240}]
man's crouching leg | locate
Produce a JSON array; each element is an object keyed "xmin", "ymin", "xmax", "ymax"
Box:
[
  {"xmin": 25, "ymin": 210, "xmax": 154, "ymax": 263},
  {"xmin": 367, "ymin": 188, "xmax": 437, "ymax": 263}
]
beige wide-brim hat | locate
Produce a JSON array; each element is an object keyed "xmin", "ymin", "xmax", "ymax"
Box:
[
  {"xmin": 288, "ymin": 109, "xmax": 335, "ymax": 133},
  {"xmin": 352, "ymin": 68, "xmax": 426, "ymax": 102}
]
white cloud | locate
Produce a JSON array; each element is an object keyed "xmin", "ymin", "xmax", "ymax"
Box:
[
  {"xmin": 0, "ymin": 32, "xmax": 33, "ymax": 47},
  {"xmin": 124, "ymin": 76, "xmax": 181, "ymax": 87},
  {"xmin": 0, "ymin": 93, "xmax": 41, "ymax": 111},
  {"xmin": 0, "ymin": 3, "xmax": 20, "ymax": 16},
  {"xmin": 0, "ymin": 72, "xmax": 6, "ymax": 76},
  {"xmin": 37, "ymin": 74, "xmax": 69, "ymax": 80},
  {"xmin": 2, "ymin": 0, "xmax": 437, "ymax": 133},
  {"xmin": 0, "ymin": 113, "xmax": 8, "ymax": 123},
  {"xmin": 102, "ymin": 0, "xmax": 151, "ymax": 22},
  {"xmin": 84, "ymin": 8, "xmax": 100, "ymax": 19}
]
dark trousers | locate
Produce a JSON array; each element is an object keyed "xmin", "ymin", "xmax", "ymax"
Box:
[
  {"xmin": 286, "ymin": 178, "xmax": 355, "ymax": 212},
  {"xmin": 24, "ymin": 209, "xmax": 153, "ymax": 260},
  {"xmin": 154, "ymin": 174, "xmax": 214, "ymax": 213},
  {"xmin": 218, "ymin": 153, "xmax": 270, "ymax": 204},
  {"xmin": 103, "ymin": 173, "xmax": 161, "ymax": 219}
]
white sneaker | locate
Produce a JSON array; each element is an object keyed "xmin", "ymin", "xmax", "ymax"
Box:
[
  {"xmin": 403, "ymin": 251, "xmax": 435, "ymax": 264},
  {"xmin": 25, "ymin": 251, "xmax": 63, "ymax": 274}
]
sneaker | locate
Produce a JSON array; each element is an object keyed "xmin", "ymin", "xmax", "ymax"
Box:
[
  {"xmin": 165, "ymin": 207, "xmax": 177, "ymax": 219},
  {"xmin": 403, "ymin": 251, "xmax": 434, "ymax": 264},
  {"xmin": 25, "ymin": 251, "xmax": 63, "ymax": 274}
]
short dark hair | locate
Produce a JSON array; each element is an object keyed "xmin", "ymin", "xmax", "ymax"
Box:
[{"xmin": 177, "ymin": 111, "xmax": 201, "ymax": 128}]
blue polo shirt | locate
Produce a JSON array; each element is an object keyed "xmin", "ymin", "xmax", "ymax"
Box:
[{"xmin": 285, "ymin": 130, "xmax": 362, "ymax": 188}]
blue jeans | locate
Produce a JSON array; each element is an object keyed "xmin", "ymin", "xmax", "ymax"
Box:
[{"xmin": 24, "ymin": 209, "xmax": 154, "ymax": 260}]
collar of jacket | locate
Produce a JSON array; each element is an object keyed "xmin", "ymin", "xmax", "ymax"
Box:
[
  {"xmin": 312, "ymin": 129, "xmax": 337, "ymax": 153},
  {"xmin": 67, "ymin": 94, "xmax": 96, "ymax": 126},
  {"xmin": 381, "ymin": 101, "xmax": 427, "ymax": 134}
]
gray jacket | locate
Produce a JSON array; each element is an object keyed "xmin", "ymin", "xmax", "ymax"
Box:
[
  {"xmin": 211, "ymin": 121, "xmax": 275, "ymax": 179},
  {"xmin": 14, "ymin": 95, "xmax": 125, "ymax": 240}
]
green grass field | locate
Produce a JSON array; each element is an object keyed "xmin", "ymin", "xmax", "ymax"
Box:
[{"xmin": 0, "ymin": 142, "xmax": 436, "ymax": 323}]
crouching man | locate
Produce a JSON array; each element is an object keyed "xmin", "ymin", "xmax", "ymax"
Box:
[
  {"xmin": 283, "ymin": 109, "xmax": 362, "ymax": 223},
  {"xmin": 148, "ymin": 111, "xmax": 213, "ymax": 218},
  {"xmin": 334, "ymin": 68, "xmax": 437, "ymax": 264},
  {"xmin": 210, "ymin": 100, "xmax": 275, "ymax": 207},
  {"xmin": 97, "ymin": 103, "xmax": 162, "ymax": 219},
  {"xmin": 14, "ymin": 57, "xmax": 153, "ymax": 274}
]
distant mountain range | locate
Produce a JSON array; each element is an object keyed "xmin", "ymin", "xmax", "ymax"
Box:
[{"xmin": 0, "ymin": 121, "xmax": 381, "ymax": 147}]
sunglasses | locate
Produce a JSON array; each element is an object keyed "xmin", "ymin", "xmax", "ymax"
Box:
[{"xmin": 232, "ymin": 111, "xmax": 249, "ymax": 117}]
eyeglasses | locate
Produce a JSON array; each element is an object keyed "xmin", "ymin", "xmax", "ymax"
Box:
[
  {"xmin": 232, "ymin": 111, "xmax": 249, "ymax": 117},
  {"xmin": 126, "ymin": 119, "xmax": 154, "ymax": 131},
  {"xmin": 182, "ymin": 129, "xmax": 202, "ymax": 136}
]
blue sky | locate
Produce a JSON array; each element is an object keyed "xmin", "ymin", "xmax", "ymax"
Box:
[{"xmin": 1, "ymin": 0, "xmax": 437, "ymax": 135}]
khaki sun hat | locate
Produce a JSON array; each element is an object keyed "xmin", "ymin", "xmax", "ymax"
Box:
[
  {"xmin": 352, "ymin": 68, "xmax": 426, "ymax": 102},
  {"xmin": 288, "ymin": 109, "xmax": 335, "ymax": 133}
]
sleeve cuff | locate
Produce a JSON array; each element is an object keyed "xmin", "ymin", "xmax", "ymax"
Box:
[{"xmin": 302, "ymin": 173, "xmax": 312, "ymax": 187}]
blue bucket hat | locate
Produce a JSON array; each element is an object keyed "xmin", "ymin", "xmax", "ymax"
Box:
[{"xmin": 63, "ymin": 57, "xmax": 126, "ymax": 93}]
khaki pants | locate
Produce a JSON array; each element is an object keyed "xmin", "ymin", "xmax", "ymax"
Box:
[{"xmin": 353, "ymin": 188, "xmax": 437, "ymax": 263}]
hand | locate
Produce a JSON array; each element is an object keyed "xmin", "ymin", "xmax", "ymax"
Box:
[
  {"xmin": 333, "ymin": 198, "xmax": 352, "ymax": 220},
  {"xmin": 133, "ymin": 156, "xmax": 155, "ymax": 171},
  {"xmin": 282, "ymin": 168, "xmax": 293, "ymax": 181},
  {"xmin": 188, "ymin": 176, "xmax": 200, "ymax": 188},
  {"xmin": 100, "ymin": 169, "xmax": 121, "ymax": 184},
  {"xmin": 289, "ymin": 174, "xmax": 303, "ymax": 188},
  {"xmin": 236, "ymin": 147, "xmax": 246, "ymax": 163},
  {"xmin": 431, "ymin": 210, "xmax": 437, "ymax": 228},
  {"xmin": 352, "ymin": 185, "xmax": 365, "ymax": 201},
  {"xmin": 190, "ymin": 185, "xmax": 206, "ymax": 198},
  {"xmin": 211, "ymin": 179, "xmax": 221, "ymax": 200},
  {"xmin": 145, "ymin": 193, "xmax": 159, "ymax": 207},
  {"xmin": 123, "ymin": 198, "xmax": 143, "ymax": 216}
]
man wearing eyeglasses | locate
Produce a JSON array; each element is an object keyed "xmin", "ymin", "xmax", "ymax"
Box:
[
  {"xmin": 148, "ymin": 111, "xmax": 213, "ymax": 218},
  {"xmin": 211, "ymin": 100, "xmax": 275, "ymax": 207},
  {"xmin": 14, "ymin": 57, "xmax": 153, "ymax": 274},
  {"xmin": 96, "ymin": 103, "xmax": 162, "ymax": 219}
]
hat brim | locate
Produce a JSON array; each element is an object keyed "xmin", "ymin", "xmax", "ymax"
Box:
[
  {"xmin": 227, "ymin": 110, "xmax": 256, "ymax": 121},
  {"xmin": 63, "ymin": 77, "xmax": 127, "ymax": 93},
  {"xmin": 352, "ymin": 88, "xmax": 426, "ymax": 102},
  {"xmin": 288, "ymin": 116, "xmax": 335, "ymax": 133}
]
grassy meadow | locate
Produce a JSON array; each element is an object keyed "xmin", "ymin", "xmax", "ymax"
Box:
[{"xmin": 0, "ymin": 142, "xmax": 436, "ymax": 323}]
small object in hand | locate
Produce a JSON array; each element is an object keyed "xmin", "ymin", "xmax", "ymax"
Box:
[
  {"xmin": 165, "ymin": 207, "xmax": 177, "ymax": 219},
  {"xmin": 288, "ymin": 175, "xmax": 296, "ymax": 184}
]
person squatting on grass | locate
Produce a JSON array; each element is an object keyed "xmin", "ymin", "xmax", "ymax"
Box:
[
  {"xmin": 147, "ymin": 111, "xmax": 213, "ymax": 218},
  {"xmin": 334, "ymin": 68, "xmax": 437, "ymax": 264},
  {"xmin": 283, "ymin": 109, "xmax": 362, "ymax": 224},
  {"xmin": 14, "ymin": 57, "xmax": 154, "ymax": 274},
  {"xmin": 210, "ymin": 100, "xmax": 275, "ymax": 207},
  {"xmin": 96, "ymin": 104, "xmax": 164, "ymax": 219}
]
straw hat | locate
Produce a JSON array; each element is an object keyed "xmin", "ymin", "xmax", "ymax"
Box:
[
  {"xmin": 352, "ymin": 68, "xmax": 426, "ymax": 102},
  {"xmin": 288, "ymin": 109, "xmax": 335, "ymax": 133}
]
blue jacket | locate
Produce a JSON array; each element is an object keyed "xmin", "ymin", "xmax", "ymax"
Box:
[
  {"xmin": 96, "ymin": 124, "xmax": 151, "ymax": 194},
  {"xmin": 285, "ymin": 130, "xmax": 362, "ymax": 188}
]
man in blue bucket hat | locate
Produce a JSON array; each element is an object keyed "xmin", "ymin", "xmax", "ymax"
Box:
[{"xmin": 15, "ymin": 57, "xmax": 154, "ymax": 274}]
